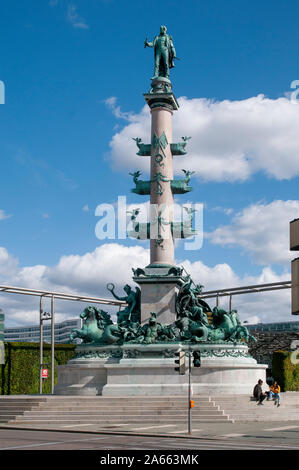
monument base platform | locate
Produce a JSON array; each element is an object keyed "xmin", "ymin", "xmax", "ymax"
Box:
[{"xmin": 54, "ymin": 343, "xmax": 267, "ymax": 396}]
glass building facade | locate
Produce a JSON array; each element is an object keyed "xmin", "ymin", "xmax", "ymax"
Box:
[
  {"xmin": 4, "ymin": 318, "xmax": 82, "ymax": 344},
  {"xmin": 247, "ymin": 320, "xmax": 299, "ymax": 333}
]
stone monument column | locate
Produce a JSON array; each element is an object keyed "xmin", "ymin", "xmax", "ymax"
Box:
[
  {"xmin": 55, "ymin": 26, "xmax": 268, "ymax": 398},
  {"xmin": 131, "ymin": 27, "xmax": 193, "ymax": 325},
  {"xmin": 150, "ymin": 105, "xmax": 174, "ymax": 266},
  {"xmin": 133, "ymin": 76, "xmax": 182, "ymax": 325}
]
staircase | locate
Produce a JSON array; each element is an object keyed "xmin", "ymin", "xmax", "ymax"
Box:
[
  {"xmin": 0, "ymin": 397, "xmax": 49, "ymax": 423},
  {"xmin": 210, "ymin": 393, "xmax": 299, "ymax": 422},
  {"xmin": 0, "ymin": 393, "xmax": 298, "ymax": 427},
  {"xmin": 0, "ymin": 395, "xmax": 231, "ymax": 426}
]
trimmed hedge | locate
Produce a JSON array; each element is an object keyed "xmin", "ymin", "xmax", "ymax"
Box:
[
  {"xmin": 0, "ymin": 342, "xmax": 76, "ymax": 395},
  {"xmin": 272, "ymin": 350, "xmax": 299, "ymax": 392}
]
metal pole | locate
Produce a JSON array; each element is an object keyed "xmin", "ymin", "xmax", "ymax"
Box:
[
  {"xmin": 229, "ymin": 294, "xmax": 232, "ymax": 312},
  {"xmin": 188, "ymin": 348, "xmax": 192, "ymax": 435},
  {"xmin": 51, "ymin": 295, "xmax": 55, "ymax": 395},
  {"xmin": 39, "ymin": 296, "xmax": 43, "ymax": 395}
]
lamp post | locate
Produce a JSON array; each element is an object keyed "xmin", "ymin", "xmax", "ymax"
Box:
[{"xmin": 39, "ymin": 296, "xmax": 54, "ymax": 395}]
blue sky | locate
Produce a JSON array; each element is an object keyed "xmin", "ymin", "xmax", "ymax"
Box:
[{"xmin": 0, "ymin": 0, "xmax": 299, "ymax": 326}]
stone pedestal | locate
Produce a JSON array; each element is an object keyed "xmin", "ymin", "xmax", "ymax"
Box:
[
  {"xmin": 54, "ymin": 360, "xmax": 107, "ymax": 396},
  {"xmin": 137, "ymin": 280, "xmax": 178, "ymax": 325},
  {"xmin": 55, "ymin": 343, "xmax": 267, "ymax": 396},
  {"xmin": 133, "ymin": 264, "xmax": 184, "ymax": 325}
]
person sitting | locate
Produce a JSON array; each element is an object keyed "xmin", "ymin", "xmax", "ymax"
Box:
[
  {"xmin": 266, "ymin": 375, "xmax": 274, "ymax": 400},
  {"xmin": 253, "ymin": 379, "xmax": 267, "ymax": 405},
  {"xmin": 269, "ymin": 381, "xmax": 281, "ymax": 407}
]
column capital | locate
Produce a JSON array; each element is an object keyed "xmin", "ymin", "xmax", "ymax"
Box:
[{"xmin": 144, "ymin": 77, "xmax": 179, "ymax": 111}]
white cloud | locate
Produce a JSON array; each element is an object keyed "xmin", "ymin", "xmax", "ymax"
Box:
[
  {"xmin": 104, "ymin": 97, "xmax": 136, "ymax": 122},
  {"xmin": 208, "ymin": 200, "xmax": 299, "ymax": 266},
  {"xmin": 105, "ymin": 100, "xmax": 151, "ymax": 174},
  {"xmin": 0, "ymin": 247, "xmax": 19, "ymax": 277},
  {"xmin": 107, "ymin": 94, "xmax": 299, "ymax": 182},
  {"xmin": 0, "ymin": 244, "xmax": 149, "ymax": 327},
  {"xmin": 207, "ymin": 205, "xmax": 234, "ymax": 216},
  {"xmin": 66, "ymin": 4, "xmax": 89, "ymax": 30},
  {"xmin": 243, "ymin": 316, "xmax": 261, "ymax": 325},
  {"xmin": 0, "ymin": 210, "xmax": 12, "ymax": 220},
  {"xmin": 46, "ymin": 244, "xmax": 149, "ymax": 294}
]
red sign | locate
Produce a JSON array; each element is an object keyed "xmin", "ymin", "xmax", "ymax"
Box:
[{"xmin": 42, "ymin": 368, "xmax": 48, "ymax": 379}]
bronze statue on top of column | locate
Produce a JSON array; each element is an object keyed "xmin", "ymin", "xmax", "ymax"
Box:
[{"xmin": 144, "ymin": 25, "xmax": 177, "ymax": 80}]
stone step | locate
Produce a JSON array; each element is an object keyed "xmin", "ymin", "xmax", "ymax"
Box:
[
  {"xmin": 33, "ymin": 404, "xmax": 217, "ymax": 411},
  {"xmin": 218, "ymin": 407, "xmax": 299, "ymax": 414},
  {"xmin": 17, "ymin": 410, "xmax": 223, "ymax": 417},
  {"xmin": 46, "ymin": 398, "xmax": 198, "ymax": 401},
  {"xmin": 215, "ymin": 401, "xmax": 298, "ymax": 408},
  {"xmin": 210, "ymin": 394, "xmax": 299, "ymax": 422},
  {"xmin": 46, "ymin": 395, "xmax": 209, "ymax": 399},
  {"xmin": 227, "ymin": 410, "xmax": 299, "ymax": 416},
  {"xmin": 0, "ymin": 394, "xmax": 210, "ymax": 398},
  {"xmin": 9, "ymin": 418, "xmax": 231, "ymax": 425},
  {"xmin": 12, "ymin": 415, "xmax": 230, "ymax": 423},
  {"xmin": 226, "ymin": 414, "xmax": 299, "ymax": 422},
  {"xmin": 212, "ymin": 394, "xmax": 299, "ymax": 400},
  {"xmin": 35, "ymin": 401, "xmax": 213, "ymax": 406},
  {"xmin": 0, "ymin": 406, "xmax": 38, "ymax": 411},
  {"xmin": 215, "ymin": 401, "xmax": 299, "ymax": 407},
  {"xmin": 0, "ymin": 399, "xmax": 48, "ymax": 404},
  {"xmin": 13, "ymin": 412, "xmax": 229, "ymax": 419},
  {"xmin": 219, "ymin": 407, "xmax": 299, "ymax": 413},
  {"xmin": 0, "ymin": 414, "xmax": 23, "ymax": 421},
  {"xmin": 0, "ymin": 398, "xmax": 211, "ymax": 405}
]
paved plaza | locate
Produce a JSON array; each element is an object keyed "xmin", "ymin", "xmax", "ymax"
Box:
[{"xmin": 1, "ymin": 419, "xmax": 299, "ymax": 450}]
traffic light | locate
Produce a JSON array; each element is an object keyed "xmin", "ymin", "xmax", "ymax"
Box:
[
  {"xmin": 290, "ymin": 219, "xmax": 299, "ymax": 315},
  {"xmin": 174, "ymin": 350, "xmax": 185, "ymax": 375},
  {"xmin": 292, "ymin": 258, "xmax": 299, "ymax": 315},
  {"xmin": 193, "ymin": 351, "xmax": 201, "ymax": 367},
  {"xmin": 290, "ymin": 219, "xmax": 299, "ymax": 251}
]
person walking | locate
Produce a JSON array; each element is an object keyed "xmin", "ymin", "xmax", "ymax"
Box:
[
  {"xmin": 253, "ymin": 379, "xmax": 267, "ymax": 405},
  {"xmin": 269, "ymin": 381, "xmax": 281, "ymax": 407}
]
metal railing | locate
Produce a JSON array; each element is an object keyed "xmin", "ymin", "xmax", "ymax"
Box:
[
  {"xmin": 0, "ymin": 285, "xmax": 126, "ymax": 306},
  {"xmin": 198, "ymin": 280, "xmax": 292, "ymax": 310},
  {"xmin": 0, "ymin": 285, "xmax": 126, "ymax": 395}
]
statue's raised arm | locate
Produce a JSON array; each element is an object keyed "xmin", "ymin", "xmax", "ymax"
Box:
[{"xmin": 144, "ymin": 37, "xmax": 153, "ymax": 48}]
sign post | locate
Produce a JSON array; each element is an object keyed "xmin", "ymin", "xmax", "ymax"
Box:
[
  {"xmin": 188, "ymin": 348, "xmax": 192, "ymax": 434},
  {"xmin": 0, "ymin": 310, "xmax": 5, "ymax": 365}
]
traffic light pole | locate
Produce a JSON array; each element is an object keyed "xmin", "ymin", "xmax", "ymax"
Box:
[
  {"xmin": 39, "ymin": 295, "xmax": 44, "ymax": 395},
  {"xmin": 175, "ymin": 348, "xmax": 200, "ymax": 434},
  {"xmin": 188, "ymin": 348, "xmax": 192, "ymax": 435}
]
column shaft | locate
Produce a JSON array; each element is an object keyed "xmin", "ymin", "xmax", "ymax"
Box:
[{"xmin": 150, "ymin": 106, "xmax": 174, "ymax": 266}]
